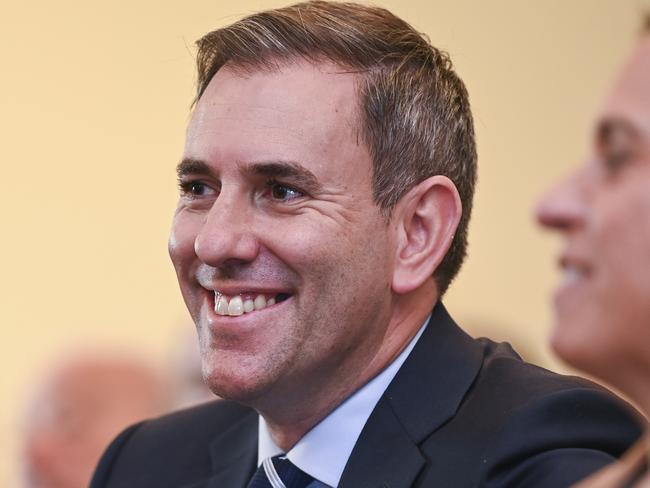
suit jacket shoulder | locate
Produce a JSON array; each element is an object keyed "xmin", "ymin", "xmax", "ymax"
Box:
[
  {"xmin": 428, "ymin": 341, "xmax": 642, "ymax": 487},
  {"xmin": 573, "ymin": 436, "xmax": 650, "ymax": 488},
  {"xmin": 90, "ymin": 400, "xmax": 257, "ymax": 488},
  {"xmin": 339, "ymin": 304, "xmax": 644, "ymax": 488}
]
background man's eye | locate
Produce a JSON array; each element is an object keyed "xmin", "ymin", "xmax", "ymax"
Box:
[
  {"xmin": 604, "ymin": 149, "xmax": 632, "ymax": 173},
  {"xmin": 598, "ymin": 124, "xmax": 639, "ymax": 175}
]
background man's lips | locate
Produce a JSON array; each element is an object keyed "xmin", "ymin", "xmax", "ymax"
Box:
[{"xmin": 558, "ymin": 254, "xmax": 592, "ymax": 274}]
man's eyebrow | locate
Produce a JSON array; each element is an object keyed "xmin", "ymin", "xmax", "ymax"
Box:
[
  {"xmin": 176, "ymin": 159, "xmax": 214, "ymax": 178},
  {"xmin": 244, "ymin": 161, "xmax": 322, "ymax": 191}
]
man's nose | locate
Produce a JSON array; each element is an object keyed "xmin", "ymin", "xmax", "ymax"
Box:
[
  {"xmin": 535, "ymin": 169, "xmax": 589, "ymax": 232},
  {"xmin": 194, "ymin": 192, "xmax": 260, "ymax": 266}
]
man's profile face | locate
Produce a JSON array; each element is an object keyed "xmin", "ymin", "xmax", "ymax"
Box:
[
  {"xmin": 536, "ymin": 35, "xmax": 650, "ymax": 379},
  {"xmin": 169, "ymin": 61, "xmax": 396, "ymax": 406}
]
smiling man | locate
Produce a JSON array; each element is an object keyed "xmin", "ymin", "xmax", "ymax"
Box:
[
  {"xmin": 91, "ymin": 2, "xmax": 642, "ymax": 487},
  {"xmin": 536, "ymin": 20, "xmax": 650, "ymax": 488}
]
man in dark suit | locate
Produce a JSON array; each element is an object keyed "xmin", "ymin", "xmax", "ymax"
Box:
[{"xmin": 92, "ymin": 2, "xmax": 642, "ymax": 487}]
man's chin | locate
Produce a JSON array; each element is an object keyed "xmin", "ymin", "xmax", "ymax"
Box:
[
  {"xmin": 550, "ymin": 317, "xmax": 607, "ymax": 378},
  {"xmin": 202, "ymin": 367, "xmax": 274, "ymax": 406}
]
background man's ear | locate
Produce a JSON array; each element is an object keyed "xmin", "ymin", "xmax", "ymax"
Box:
[{"xmin": 391, "ymin": 175, "xmax": 462, "ymax": 295}]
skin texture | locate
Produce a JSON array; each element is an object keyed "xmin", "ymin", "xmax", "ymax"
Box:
[
  {"xmin": 169, "ymin": 60, "xmax": 461, "ymax": 449},
  {"xmin": 23, "ymin": 355, "xmax": 167, "ymax": 488},
  {"xmin": 536, "ymin": 34, "xmax": 650, "ymax": 415}
]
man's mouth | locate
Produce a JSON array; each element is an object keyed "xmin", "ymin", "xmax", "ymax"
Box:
[
  {"xmin": 558, "ymin": 255, "xmax": 591, "ymax": 287},
  {"xmin": 561, "ymin": 265, "xmax": 585, "ymax": 286},
  {"xmin": 213, "ymin": 291, "xmax": 291, "ymax": 316}
]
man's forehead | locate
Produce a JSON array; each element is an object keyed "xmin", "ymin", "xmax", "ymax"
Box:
[
  {"xmin": 600, "ymin": 34, "xmax": 650, "ymax": 136},
  {"xmin": 188, "ymin": 61, "xmax": 361, "ymax": 132},
  {"xmin": 198, "ymin": 59, "xmax": 361, "ymax": 107},
  {"xmin": 183, "ymin": 60, "xmax": 368, "ymax": 175}
]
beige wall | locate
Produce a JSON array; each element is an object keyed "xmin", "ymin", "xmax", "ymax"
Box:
[{"xmin": 2, "ymin": 0, "xmax": 648, "ymax": 484}]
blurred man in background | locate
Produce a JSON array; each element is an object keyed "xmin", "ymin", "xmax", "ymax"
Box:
[
  {"xmin": 537, "ymin": 17, "xmax": 650, "ymax": 488},
  {"xmin": 170, "ymin": 329, "xmax": 218, "ymax": 409},
  {"xmin": 22, "ymin": 352, "xmax": 168, "ymax": 488}
]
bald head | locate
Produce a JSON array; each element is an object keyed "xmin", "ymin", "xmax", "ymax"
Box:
[{"xmin": 23, "ymin": 353, "xmax": 169, "ymax": 488}]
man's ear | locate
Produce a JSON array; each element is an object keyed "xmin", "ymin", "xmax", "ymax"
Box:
[{"xmin": 391, "ymin": 175, "xmax": 462, "ymax": 295}]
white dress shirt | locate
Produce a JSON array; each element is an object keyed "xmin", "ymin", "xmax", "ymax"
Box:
[{"xmin": 258, "ymin": 317, "xmax": 429, "ymax": 487}]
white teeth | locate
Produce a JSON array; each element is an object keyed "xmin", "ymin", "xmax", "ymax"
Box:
[
  {"xmin": 254, "ymin": 295, "xmax": 267, "ymax": 310},
  {"xmin": 228, "ymin": 296, "xmax": 244, "ymax": 316},
  {"xmin": 215, "ymin": 294, "xmax": 229, "ymax": 315},
  {"xmin": 214, "ymin": 291, "xmax": 285, "ymax": 316},
  {"xmin": 562, "ymin": 266, "xmax": 583, "ymax": 286}
]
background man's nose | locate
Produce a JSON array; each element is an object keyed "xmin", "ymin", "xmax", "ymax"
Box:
[{"xmin": 535, "ymin": 170, "xmax": 589, "ymax": 232}]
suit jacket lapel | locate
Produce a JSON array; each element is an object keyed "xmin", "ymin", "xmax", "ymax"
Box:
[
  {"xmin": 338, "ymin": 398, "xmax": 425, "ymax": 488},
  {"xmin": 183, "ymin": 408, "xmax": 258, "ymax": 488},
  {"xmin": 339, "ymin": 303, "xmax": 484, "ymax": 487}
]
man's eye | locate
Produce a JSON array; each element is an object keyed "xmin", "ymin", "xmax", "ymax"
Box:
[
  {"xmin": 598, "ymin": 144, "xmax": 637, "ymax": 177},
  {"xmin": 268, "ymin": 181, "xmax": 304, "ymax": 201},
  {"xmin": 603, "ymin": 148, "xmax": 633, "ymax": 174},
  {"xmin": 597, "ymin": 124, "xmax": 638, "ymax": 176},
  {"xmin": 179, "ymin": 181, "xmax": 213, "ymax": 197}
]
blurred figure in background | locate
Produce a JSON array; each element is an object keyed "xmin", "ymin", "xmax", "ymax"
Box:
[
  {"xmin": 169, "ymin": 329, "xmax": 218, "ymax": 410},
  {"xmin": 537, "ymin": 17, "xmax": 650, "ymax": 488},
  {"xmin": 22, "ymin": 352, "xmax": 169, "ymax": 488}
]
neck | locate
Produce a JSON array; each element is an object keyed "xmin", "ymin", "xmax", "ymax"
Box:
[
  {"xmin": 603, "ymin": 362, "xmax": 650, "ymax": 427},
  {"xmin": 259, "ymin": 281, "xmax": 439, "ymax": 451}
]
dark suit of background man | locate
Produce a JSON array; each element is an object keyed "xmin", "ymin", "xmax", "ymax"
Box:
[{"xmin": 91, "ymin": 2, "xmax": 642, "ymax": 487}]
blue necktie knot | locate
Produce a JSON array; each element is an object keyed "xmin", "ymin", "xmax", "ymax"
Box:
[{"xmin": 247, "ymin": 455, "xmax": 316, "ymax": 488}]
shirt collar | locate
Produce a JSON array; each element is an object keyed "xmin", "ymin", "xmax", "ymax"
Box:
[{"xmin": 258, "ymin": 317, "xmax": 429, "ymax": 487}]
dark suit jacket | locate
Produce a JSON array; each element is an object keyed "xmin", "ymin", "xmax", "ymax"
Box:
[
  {"xmin": 91, "ymin": 303, "xmax": 643, "ymax": 487},
  {"xmin": 572, "ymin": 436, "xmax": 650, "ymax": 488}
]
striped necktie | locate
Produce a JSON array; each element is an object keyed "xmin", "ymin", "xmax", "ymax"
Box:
[{"xmin": 247, "ymin": 455, "xmax": 316, "ymax": 488}]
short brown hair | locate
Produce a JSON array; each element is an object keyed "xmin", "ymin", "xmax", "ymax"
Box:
[{"xmin": 194, "ymin": 1, "xmax": 477, "ymax": 295}]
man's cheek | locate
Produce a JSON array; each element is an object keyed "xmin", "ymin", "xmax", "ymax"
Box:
[{"xmin": 169, "ymin": 216, "xmax": 201, "ymax": 267}]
